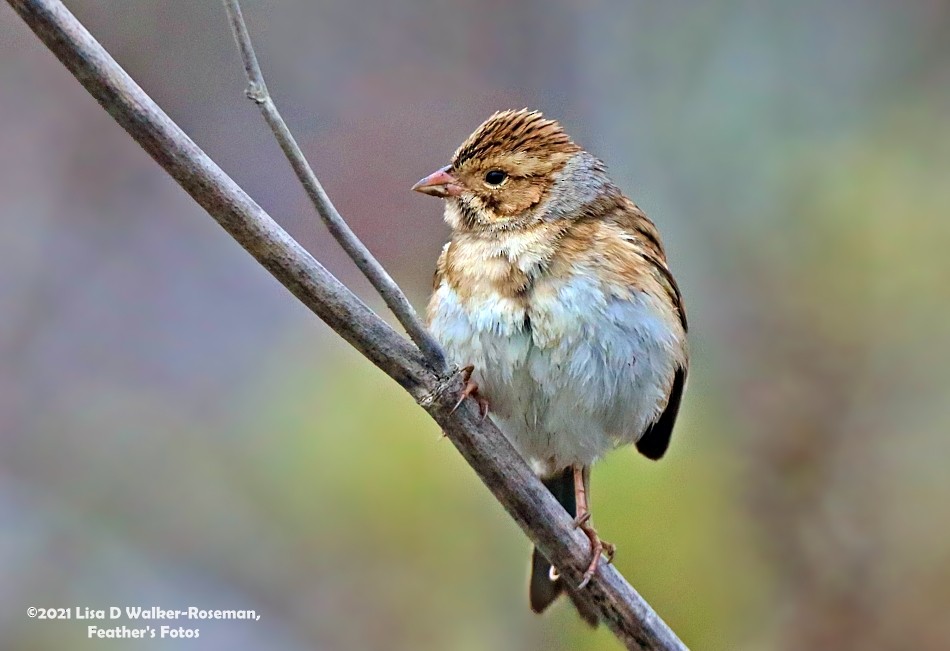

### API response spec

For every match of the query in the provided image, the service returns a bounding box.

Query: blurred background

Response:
[2,1,949,649]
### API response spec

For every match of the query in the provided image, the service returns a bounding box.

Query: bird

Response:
[412,109,688,624]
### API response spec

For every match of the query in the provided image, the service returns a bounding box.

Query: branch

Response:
[220,0,445,371]
[5,1,689,649]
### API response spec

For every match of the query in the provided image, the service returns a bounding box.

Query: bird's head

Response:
[413,109,598,232]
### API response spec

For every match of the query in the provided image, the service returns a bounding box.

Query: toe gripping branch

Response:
[574,511,617,589]
[450,365,489,419]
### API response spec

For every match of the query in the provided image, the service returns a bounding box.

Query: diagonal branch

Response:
[221,0,445,371]
[5,1,689,649]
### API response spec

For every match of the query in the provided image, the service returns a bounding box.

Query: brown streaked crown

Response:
[451,109,580,169]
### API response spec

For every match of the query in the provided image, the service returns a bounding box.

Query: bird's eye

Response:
[484,170,507,186]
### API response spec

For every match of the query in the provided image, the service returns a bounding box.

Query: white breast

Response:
[429,274,683,473]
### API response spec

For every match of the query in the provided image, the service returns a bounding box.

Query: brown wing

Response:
[641,249,688,333]
[613,199,688,459]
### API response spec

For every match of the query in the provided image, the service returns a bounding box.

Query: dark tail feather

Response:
[529,545,563,613]
[529,468,599,626]
[636,367,686,460]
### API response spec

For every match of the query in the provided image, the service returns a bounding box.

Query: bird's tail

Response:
[529,467,599,626]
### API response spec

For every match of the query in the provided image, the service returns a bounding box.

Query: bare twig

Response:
[5,1,689,649]
[220,0,446,371]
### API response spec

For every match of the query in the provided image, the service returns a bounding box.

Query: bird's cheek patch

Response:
[500,184,544,216]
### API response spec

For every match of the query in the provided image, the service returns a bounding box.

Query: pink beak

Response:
[411,165,463,198]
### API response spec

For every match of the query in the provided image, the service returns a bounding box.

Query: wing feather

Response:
[636,366,686,460]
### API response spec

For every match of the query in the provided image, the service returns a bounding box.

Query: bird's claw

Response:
[575,519,615,590]
[450,365,490,420]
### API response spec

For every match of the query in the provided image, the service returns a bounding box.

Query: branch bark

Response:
[5,1,689,649]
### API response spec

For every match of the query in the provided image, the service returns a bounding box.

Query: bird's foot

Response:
[573,513,616,589]
[450,364,489,419]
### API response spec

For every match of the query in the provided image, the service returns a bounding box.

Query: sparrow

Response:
[413,109,688,624]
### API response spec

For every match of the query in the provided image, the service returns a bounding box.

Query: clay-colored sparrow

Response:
[414,109,688,623]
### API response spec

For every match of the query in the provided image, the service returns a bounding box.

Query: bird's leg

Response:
[572,465,616,589]
[450,364,490,419]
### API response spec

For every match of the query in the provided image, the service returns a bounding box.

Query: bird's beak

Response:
[411,165,463,198]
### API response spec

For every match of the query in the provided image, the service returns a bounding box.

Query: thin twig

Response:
[5,1,689,649]
[221,0,446,372]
